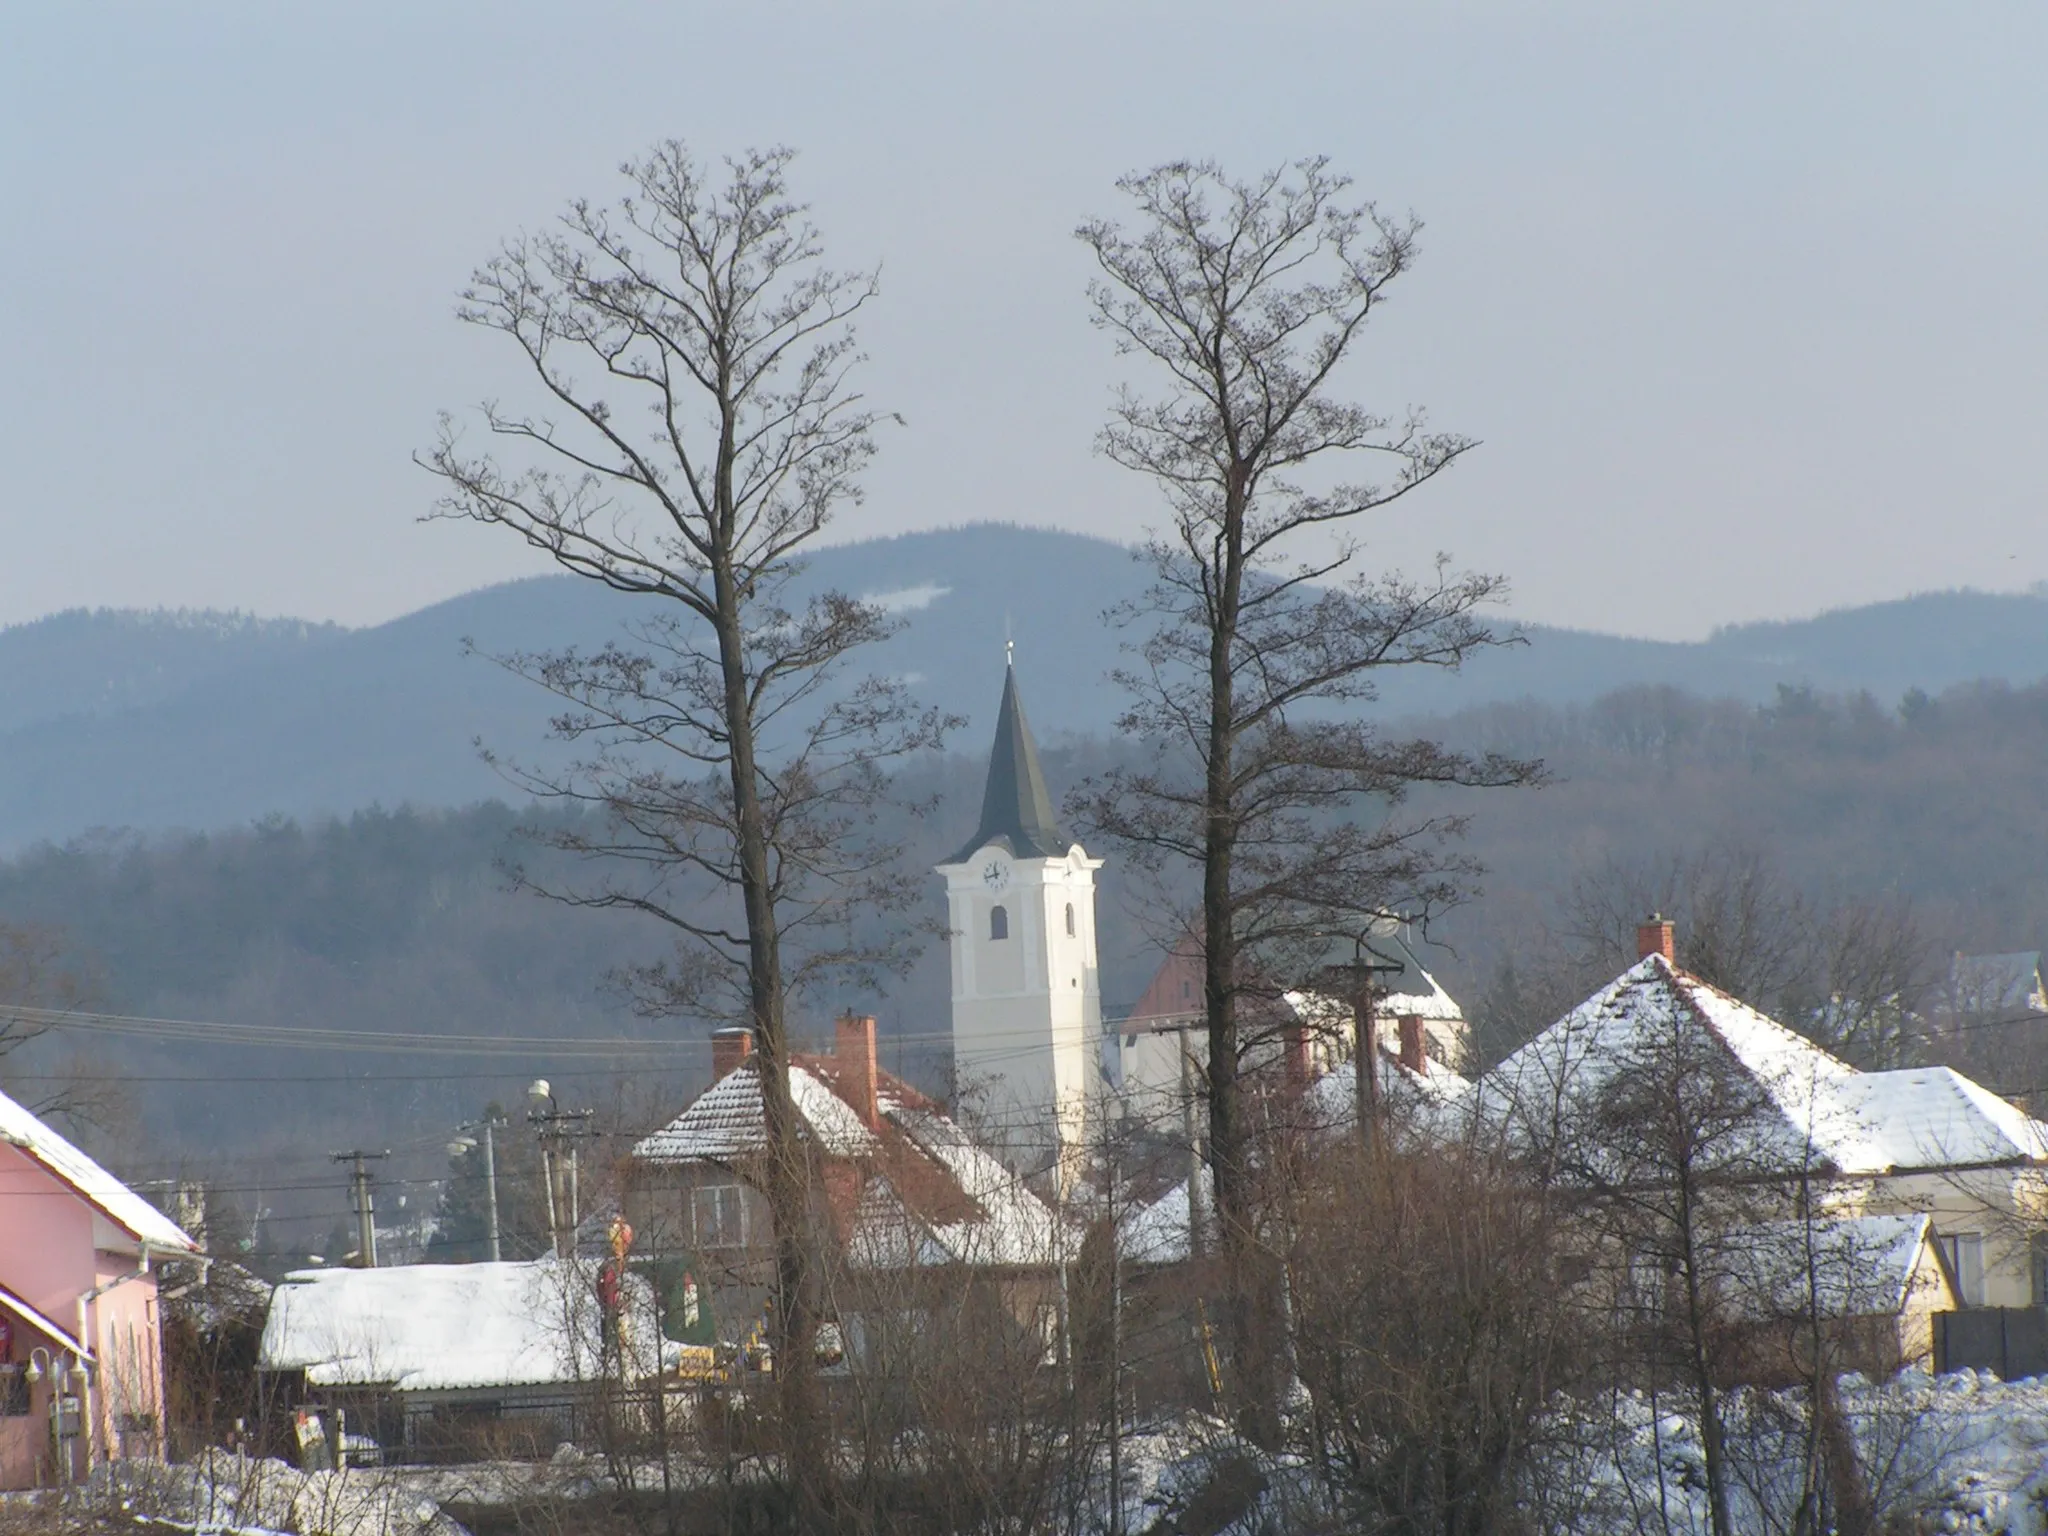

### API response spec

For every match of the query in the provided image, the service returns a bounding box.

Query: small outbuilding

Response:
[258,1257,659,1463]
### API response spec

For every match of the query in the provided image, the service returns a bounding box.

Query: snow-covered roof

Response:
[1117,1168,1210,1266]
[633,1059,879,1163]
[260,1257,656,1392]
[1727,1213,1946,1320]
[1300,1044,1471,1130]
[1471,955,2048,1180]
[0,1082,197,1254]
[859,1094,1060,1267]
[634,1053,1061,1270]
[1830,1069,2048,1172]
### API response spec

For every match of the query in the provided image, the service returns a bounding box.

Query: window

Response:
[990,905,1009,941]
[1064,903,1075,937]
[1938,1232,1987,1306]
[694,1183,747,1248]
[0,1366,26,1418]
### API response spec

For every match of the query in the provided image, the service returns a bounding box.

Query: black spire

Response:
[948,662,1072,863]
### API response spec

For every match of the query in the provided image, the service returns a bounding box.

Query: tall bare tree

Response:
[1482,846,1937,1069]
[423,141,947,1526]
[1071,158,1536,1439]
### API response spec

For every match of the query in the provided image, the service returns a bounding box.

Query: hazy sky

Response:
[3,3,2043,641]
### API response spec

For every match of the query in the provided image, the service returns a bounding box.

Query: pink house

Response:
[0,1084,197,1488]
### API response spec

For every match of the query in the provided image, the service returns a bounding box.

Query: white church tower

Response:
[936,661,1102,1187]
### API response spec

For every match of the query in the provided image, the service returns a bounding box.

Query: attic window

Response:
[1065,903,1075,936]
[990,905,1009,941]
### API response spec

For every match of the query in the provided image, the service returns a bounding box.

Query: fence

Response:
[1933,1307,2048,1380]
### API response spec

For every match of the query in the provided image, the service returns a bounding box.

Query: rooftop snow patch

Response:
[1471,956,2048,1179]
[259,1257,656,1392]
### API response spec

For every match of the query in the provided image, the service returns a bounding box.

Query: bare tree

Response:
[1070,158,1536,1440]
[0,921,132,1128]
[423,141,948,1529]
[1493,846,1937,1069]
[1285,1139,1583,1536]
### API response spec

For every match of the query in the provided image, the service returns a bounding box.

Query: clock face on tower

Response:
[979,853,1014,893]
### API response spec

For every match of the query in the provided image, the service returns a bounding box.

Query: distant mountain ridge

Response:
[0,607,345,728]
[3,523,2046,850]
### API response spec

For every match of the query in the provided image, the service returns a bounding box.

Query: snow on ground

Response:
[1108,1371,2048,1536]
[32,1368,2048,1535]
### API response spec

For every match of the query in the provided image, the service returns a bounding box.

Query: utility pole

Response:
[1106,1116,1126,1536]
[528,1080,596,1257]
[1178,1029,1206,1259]
[481,1120,500,1262]
[1324,939,1403,1156]
[449,1118,508,1262]
[331,1150,389,1267]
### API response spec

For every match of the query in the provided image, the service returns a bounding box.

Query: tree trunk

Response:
[712,541,825,1528]
[1204,479,1282,1448]
[1676,1181,1735,1536]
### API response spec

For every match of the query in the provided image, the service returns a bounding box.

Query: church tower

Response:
[936,661,1102,1186]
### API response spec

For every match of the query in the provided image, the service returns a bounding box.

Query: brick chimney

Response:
[1637,913,1677,964]
[835,1011,880,1129]
[710,1026,753,1081]
[1397,1014,1427,1075]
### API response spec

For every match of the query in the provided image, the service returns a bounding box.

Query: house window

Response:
[694,1183,747,1248]
[1938,1232,1987,1306]
[1064,903,1075,937]
[0,1366,26,1417]
[990,905,1009,941]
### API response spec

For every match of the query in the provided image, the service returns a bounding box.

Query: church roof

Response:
[947,664,1072,863]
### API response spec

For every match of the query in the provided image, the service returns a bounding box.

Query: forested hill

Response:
[6,675,2048,1177]
[3,523,2048,850]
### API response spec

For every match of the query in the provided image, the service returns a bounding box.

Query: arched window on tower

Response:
[1065,902,1076,937]
[990,905,1009,941]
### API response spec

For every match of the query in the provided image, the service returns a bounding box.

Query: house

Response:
[1724,1213,1958,1381]
[257,1256,659,1462]
[0,1083,198,1488]
[627,1011,1066,1367]
[1111,921,1470,1134]
[1946,951,2048,1022]
[1116,1041,1471,1268]
[1465,920,2048,1314]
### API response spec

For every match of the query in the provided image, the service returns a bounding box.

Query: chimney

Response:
[1397,1014,1427,1076]
[1637,913,1676,964]
[710,1026,753,1081]
[835,1011,880,1129]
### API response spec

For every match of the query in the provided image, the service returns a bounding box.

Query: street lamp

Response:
[527,1079,596,1256]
